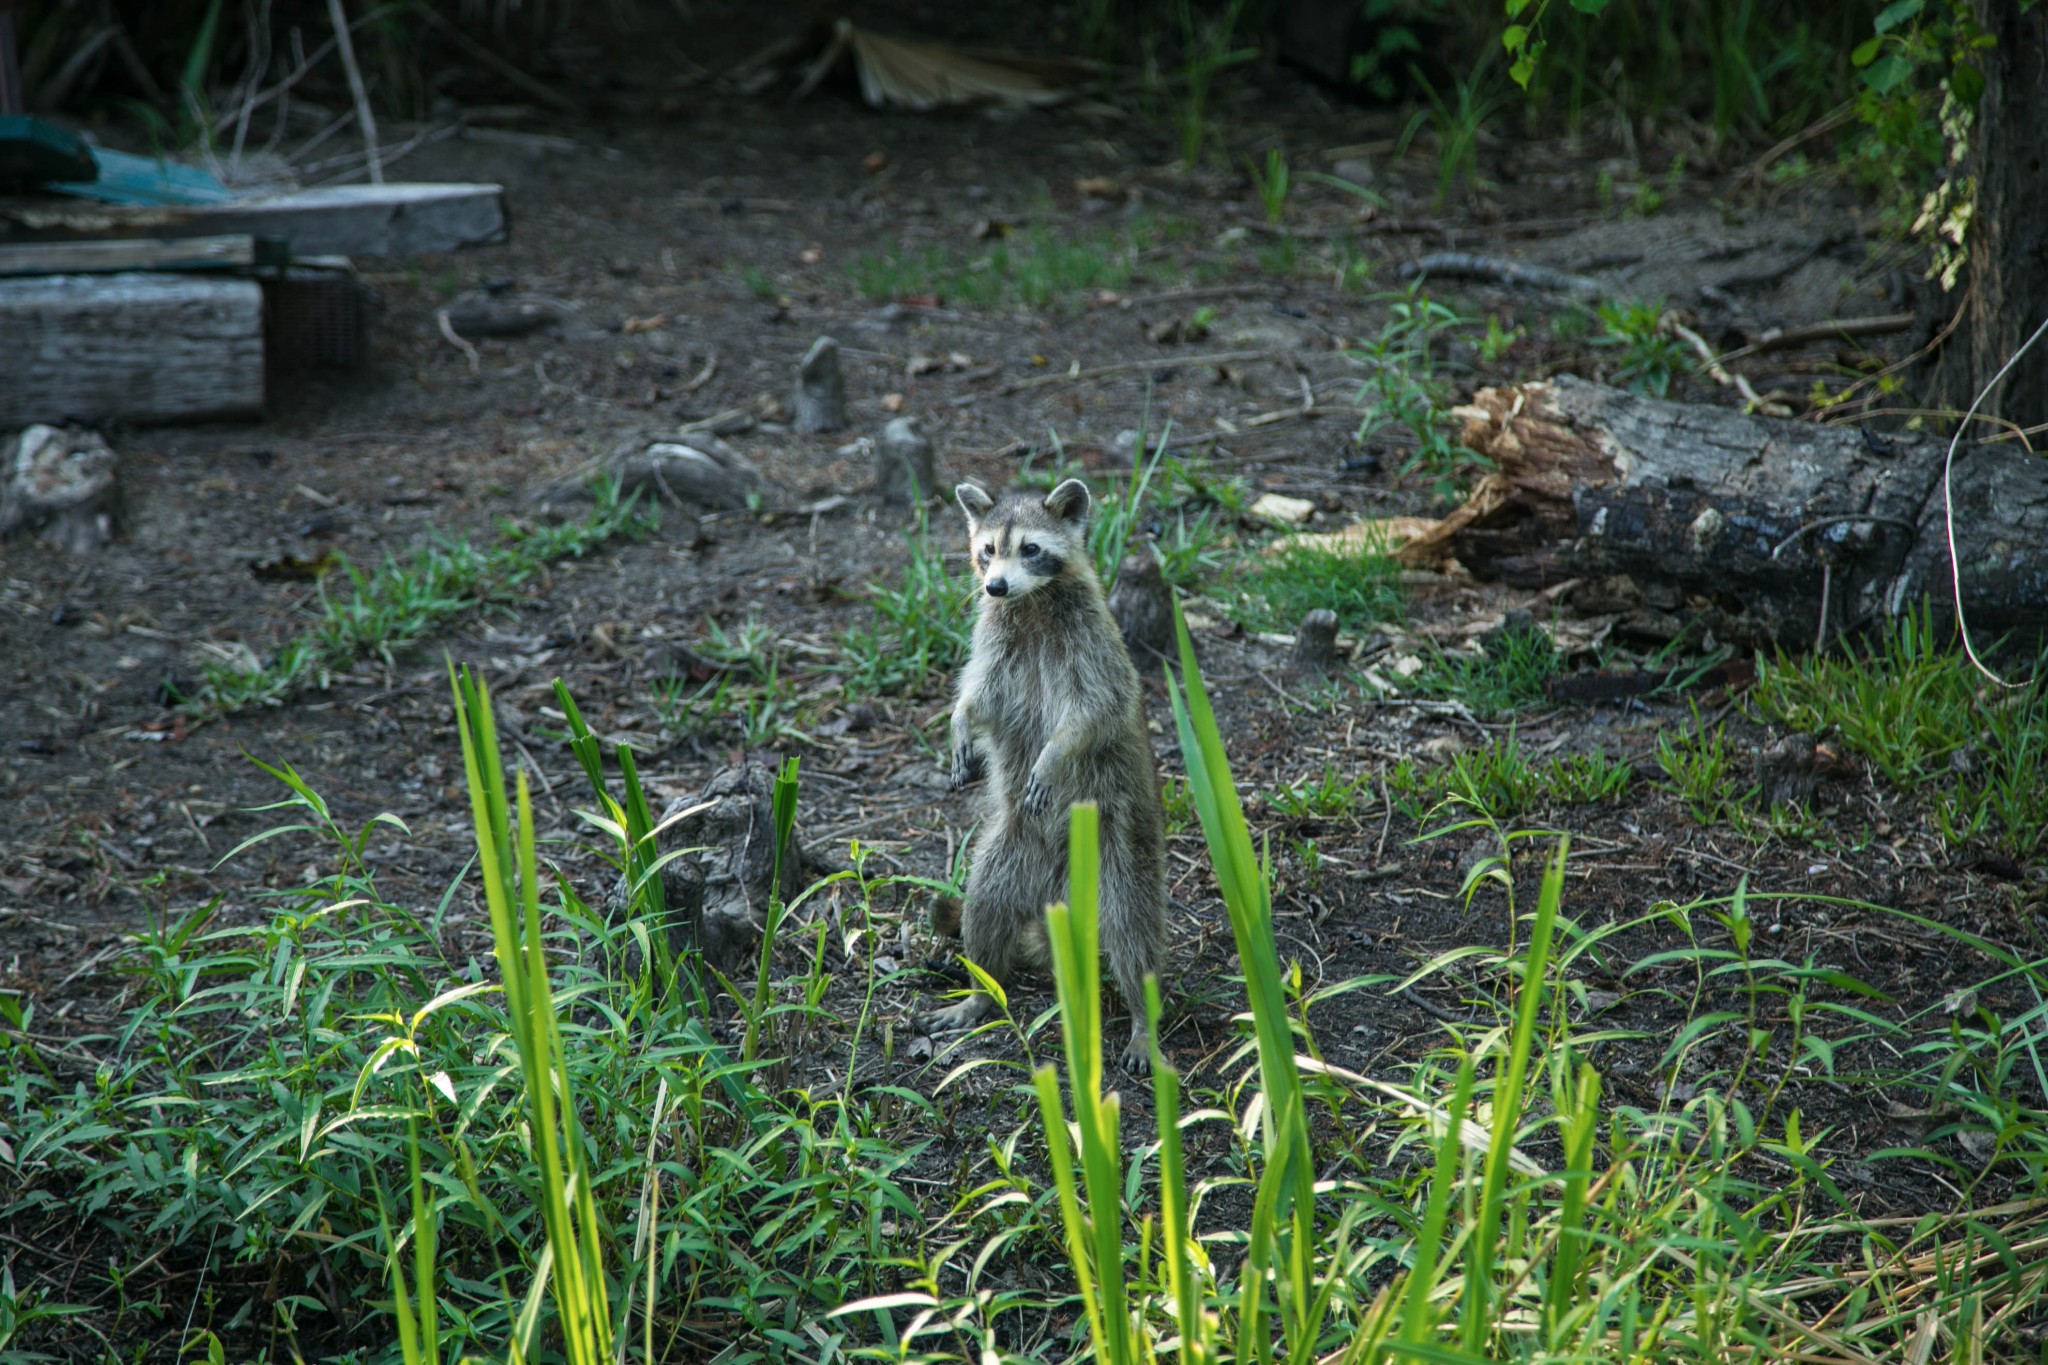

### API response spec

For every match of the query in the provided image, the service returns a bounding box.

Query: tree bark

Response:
[1915,1,2048,430]
[1426,378,2048,650]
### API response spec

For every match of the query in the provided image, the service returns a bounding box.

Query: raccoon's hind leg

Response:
[919,821,1057,1037]
[1099,819,1169,1074]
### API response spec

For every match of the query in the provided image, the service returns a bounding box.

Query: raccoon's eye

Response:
[1022,542,1040,556]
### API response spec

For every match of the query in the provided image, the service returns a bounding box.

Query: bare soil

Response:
[0,16,2035,1350]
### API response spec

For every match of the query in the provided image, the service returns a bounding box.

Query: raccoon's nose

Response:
[984,576,1009,597]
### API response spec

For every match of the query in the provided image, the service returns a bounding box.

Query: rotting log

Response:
[1405,377,2048,649]
[0,271,264,425]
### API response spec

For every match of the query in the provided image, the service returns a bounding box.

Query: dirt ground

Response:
[1,12,2032,1306]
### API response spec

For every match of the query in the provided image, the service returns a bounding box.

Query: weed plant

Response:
[195,478,655,715]
[1754,607,2048,856]
[1348,281,1489,497]
[1594,298,1694,397]
[838,502,973,697]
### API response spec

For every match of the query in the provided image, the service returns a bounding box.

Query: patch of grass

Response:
[1386,733,1632,824]
[1594,297,1693,397]
[194,479,656,715]
[1406,623,1563,717]
[1,681,927,1361]
[847,219,1160,311]
[1269,761,1368,819]
[1348,280,1489,497]
[1753,607,2048,856]
[837,502,973,697]
[1225,537,1403,635]
[739,264,778,299]
[1656,706,1755,826]
[654,656,805,749]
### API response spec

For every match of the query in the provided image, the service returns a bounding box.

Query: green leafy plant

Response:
[838,501,973,696]
[1173,0,1255,168]
[1594,298,1693,397]
[1347,281,1488,496]
[1246,147,1291,223]
[1656,706,1755,825]
[1397,60,1507,204]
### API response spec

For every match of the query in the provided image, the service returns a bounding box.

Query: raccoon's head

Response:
[955,478,1092,601]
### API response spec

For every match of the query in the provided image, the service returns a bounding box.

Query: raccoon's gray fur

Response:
[922,477,1170,1071]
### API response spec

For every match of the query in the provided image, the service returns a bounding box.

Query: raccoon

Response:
[922,477,1171,1071]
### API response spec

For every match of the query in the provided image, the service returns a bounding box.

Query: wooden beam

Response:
[0,182,507,258]
[0,271,264,425]
[0,233,255,275]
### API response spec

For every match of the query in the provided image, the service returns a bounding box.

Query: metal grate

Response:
[264,266,364,372]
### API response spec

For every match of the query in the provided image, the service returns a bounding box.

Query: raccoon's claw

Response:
[1118,1032,1153,1075]
[1020,776,1057,816]
[950,746,984,789]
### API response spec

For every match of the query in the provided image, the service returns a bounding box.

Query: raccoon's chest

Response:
[978,629,1071,754]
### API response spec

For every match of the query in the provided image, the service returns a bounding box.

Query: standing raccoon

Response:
[924,477,1170,1071]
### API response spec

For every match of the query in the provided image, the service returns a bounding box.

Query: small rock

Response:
[1290,608,1341,673]
[1754,732,1821,807]
[0,424,120,553]
[1250,493,1316,527]
[1110,428,1166,469]
[793,336,848,432]
[1107,554,1174,662]
[875,416,936,505]
[441,291,568,338]
[1330,157,1376,188]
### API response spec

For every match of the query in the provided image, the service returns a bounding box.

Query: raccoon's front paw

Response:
[1118,1030,1154,1076]
[1020,774,1058,816]
[950,744,985,789]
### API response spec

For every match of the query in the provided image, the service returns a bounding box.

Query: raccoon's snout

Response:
[985,576,1010,597]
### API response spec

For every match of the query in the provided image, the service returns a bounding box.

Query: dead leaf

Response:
[249,552,340,581]
[862,151,889,173]
[1074,175,1123,199]
[881,392,905,413]
[622,313,668,334]
[1270,516,1438,557]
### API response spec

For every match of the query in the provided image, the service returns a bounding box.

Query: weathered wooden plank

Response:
[0,182,507,257]
[0,234,256,276]
[0,271,264,425]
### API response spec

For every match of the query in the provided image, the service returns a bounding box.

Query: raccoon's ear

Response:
[1044,478,1092,524]
[955,482,995,524]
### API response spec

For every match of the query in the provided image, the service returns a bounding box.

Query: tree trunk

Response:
[1916,0,2048,429]
[1424,378,2048,651]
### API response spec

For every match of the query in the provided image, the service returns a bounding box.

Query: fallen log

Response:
[1417,377,2048,650]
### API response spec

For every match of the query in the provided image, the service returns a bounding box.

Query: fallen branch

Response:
[1399,252,1603,298]
[996,348,1275,395]
[1664,316,1790,417]
[436,308,480,374]
[1720,313,1914,363]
